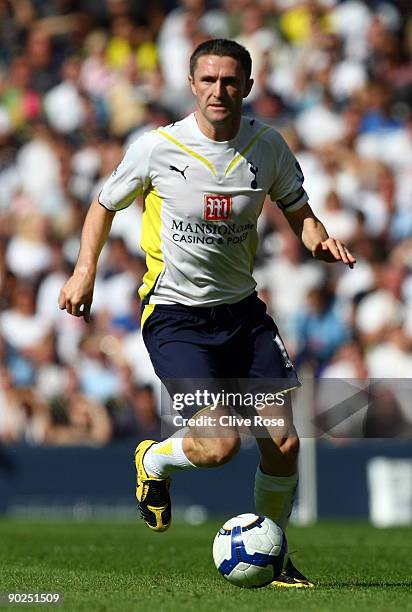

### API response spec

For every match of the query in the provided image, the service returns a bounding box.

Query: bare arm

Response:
[284,203,356,268]
[58,198,116,321]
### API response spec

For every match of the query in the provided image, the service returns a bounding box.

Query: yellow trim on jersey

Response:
[139,186,164,303]
[224,126,271,176]
[158,129,217,176]
[141,303,155,330]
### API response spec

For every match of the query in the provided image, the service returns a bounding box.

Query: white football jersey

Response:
[99,113,308,309]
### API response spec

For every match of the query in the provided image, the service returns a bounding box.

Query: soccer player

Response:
[59,39,356,588]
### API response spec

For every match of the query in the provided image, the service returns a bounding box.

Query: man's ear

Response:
[188,74,196,96]
[243,78,254,99]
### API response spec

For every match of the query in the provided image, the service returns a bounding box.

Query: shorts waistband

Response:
[149,292,258,317]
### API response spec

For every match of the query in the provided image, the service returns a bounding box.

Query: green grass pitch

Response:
[0,520,411,611]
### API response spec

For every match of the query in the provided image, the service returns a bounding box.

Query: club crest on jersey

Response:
[203,194,232,221]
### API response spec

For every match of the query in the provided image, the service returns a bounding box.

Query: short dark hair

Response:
[189,39,252,81]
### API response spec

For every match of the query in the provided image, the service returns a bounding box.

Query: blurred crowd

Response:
[0,0,411,446]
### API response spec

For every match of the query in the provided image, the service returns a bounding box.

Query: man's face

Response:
[189,55,253,127]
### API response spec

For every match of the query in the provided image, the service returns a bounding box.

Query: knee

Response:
[198,436,241,467]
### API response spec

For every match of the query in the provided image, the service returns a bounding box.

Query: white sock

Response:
[143,430,197,478]
[254,467,298,531]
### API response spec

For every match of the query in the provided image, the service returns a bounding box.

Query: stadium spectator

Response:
[235,4,280,102]
[25,27,60,93]
[47,366,112,446]
[257,230,324,329]
[319,190,357,242]
[355,262,406,347]
[321,341,368,379]
[0,366,50,444]
[363,385,412,438]
[289,283,351,370]
[43,56,86,134]
[108,366,160,439]
[0,282,52,382]
[0,54,42,132]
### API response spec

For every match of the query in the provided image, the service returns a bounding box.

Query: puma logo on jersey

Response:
[169,164,189,180]
[249,163,258,189]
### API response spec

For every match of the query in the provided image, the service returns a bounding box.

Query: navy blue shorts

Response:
[142,292,299,419]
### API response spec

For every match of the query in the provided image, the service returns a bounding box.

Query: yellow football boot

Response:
[135,440,171,532]
[270,557,314,588]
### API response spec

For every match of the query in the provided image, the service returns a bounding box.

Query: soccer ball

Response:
[212,513,287,588]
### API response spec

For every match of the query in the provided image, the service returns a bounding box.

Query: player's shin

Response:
[254,467,298,531]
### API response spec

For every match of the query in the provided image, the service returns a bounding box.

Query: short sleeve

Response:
[268,132,308,213]
[99,132,155,211]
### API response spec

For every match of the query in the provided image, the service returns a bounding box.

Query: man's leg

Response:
[229,296,313,586]
[137,301,238,531]
[253,398,299,532]
[250,399,313,587]
[142,424,241,476]
[255,435,299,531]
[136,406,240,531]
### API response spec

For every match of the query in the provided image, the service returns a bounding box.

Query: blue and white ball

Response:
[212,513,287,588]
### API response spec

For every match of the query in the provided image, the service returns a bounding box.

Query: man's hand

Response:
[58,198,115,322]
[284,204,356,269]
[312,238,356,268]
[58,270,95,322]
